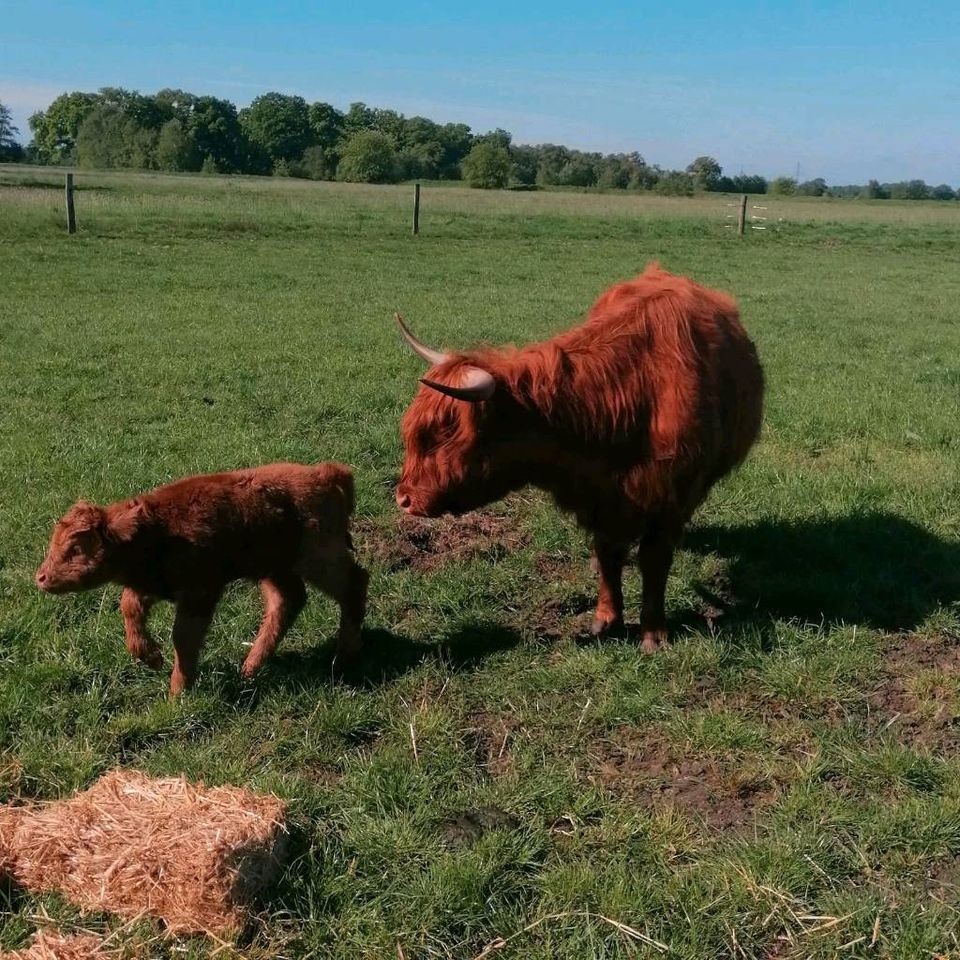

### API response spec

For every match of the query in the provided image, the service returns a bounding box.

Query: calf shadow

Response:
[684,511,960,634]
[262,621,522,691]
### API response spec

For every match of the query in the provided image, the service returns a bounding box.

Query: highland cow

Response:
[35,462,368,696]
[395,264,763,650]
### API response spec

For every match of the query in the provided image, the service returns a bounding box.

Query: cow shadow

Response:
[683,511,960,634]
[261,621,521,691]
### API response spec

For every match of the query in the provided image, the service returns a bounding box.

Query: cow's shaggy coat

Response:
[36,462,367,695]
[396,264,763,648]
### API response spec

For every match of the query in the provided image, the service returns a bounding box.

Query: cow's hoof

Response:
[590,615,625,637]
[640,628,668,653]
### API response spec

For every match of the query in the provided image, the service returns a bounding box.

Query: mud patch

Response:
[439,806,520,848]
[356,511,527,573]
[869,632,960,751]
[588,733,778,830]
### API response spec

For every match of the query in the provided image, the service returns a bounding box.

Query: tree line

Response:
[2,91,957,199]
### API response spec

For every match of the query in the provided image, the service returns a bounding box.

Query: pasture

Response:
[1,167,959,959]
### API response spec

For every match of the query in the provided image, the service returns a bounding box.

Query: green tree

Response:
[769,176,798,196]
[509,144,539,186]
[931,183,956,200]
[476,128,512,150]
[239,93,312,163]
[308,102,344,148]
[556,155,598,187]
[461,141,511,188]
[156,118,192,171]
[295,145,333,179]
[336,129,398,183]
[29,91,100,162]
[887,179,930,200]
[797,177,828,196]
[686,155,722,191]
[342,101,376,134]
[75,104,157,169]
[0,102,22,160]
[187,96,247,172]
[862,179,886,199]
[655,170,694,195]
[436,123,473,179]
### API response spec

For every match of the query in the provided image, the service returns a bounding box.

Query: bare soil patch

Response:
[587,732,779,830]
[438,806,520,848]
[356,511,527,573]
[466,710,521,777]
[868,632,960,752]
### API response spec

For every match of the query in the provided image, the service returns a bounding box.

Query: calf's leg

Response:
[120,588,161,669]
[591,537,627,636]
[298,540,368,667]
[169,591,220,697]
[241,573,307,678]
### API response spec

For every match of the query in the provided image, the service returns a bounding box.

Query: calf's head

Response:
[36,499,147,593]
[395,314,511,517]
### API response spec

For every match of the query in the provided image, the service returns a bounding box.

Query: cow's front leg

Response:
[638,533,675,653]
[590,537,627,636]
[120,588,162,669]
[169,591,220,697]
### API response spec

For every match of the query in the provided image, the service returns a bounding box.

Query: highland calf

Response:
[395,263,764,650]
[36,462,368,696]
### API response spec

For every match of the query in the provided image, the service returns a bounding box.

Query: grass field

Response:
[1,166,959,959]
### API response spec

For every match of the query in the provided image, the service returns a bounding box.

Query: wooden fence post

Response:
[737,194,747,236]
[65,173,77,234]
[412,182,420,235]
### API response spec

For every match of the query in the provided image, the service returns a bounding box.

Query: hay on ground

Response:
[0,770,287,937]
[0,930,117,960]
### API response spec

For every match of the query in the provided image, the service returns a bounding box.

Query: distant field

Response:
[1,166,959,959]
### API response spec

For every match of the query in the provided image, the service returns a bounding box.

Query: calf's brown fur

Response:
[35,462,368,696]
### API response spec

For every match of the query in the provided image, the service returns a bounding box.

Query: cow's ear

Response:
[66,500,106,532]
[108,499,151,541]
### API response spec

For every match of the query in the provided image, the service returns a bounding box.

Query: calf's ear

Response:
[108,499,151,541]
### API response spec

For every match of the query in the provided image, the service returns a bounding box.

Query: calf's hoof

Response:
[240,655,264,680]
[140,648,164,671]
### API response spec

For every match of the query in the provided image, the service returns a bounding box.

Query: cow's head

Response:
[36,499,148,593]
[395,314,514,517]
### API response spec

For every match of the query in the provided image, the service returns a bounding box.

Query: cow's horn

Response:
[420,367,496,402]
[395,313,450,367]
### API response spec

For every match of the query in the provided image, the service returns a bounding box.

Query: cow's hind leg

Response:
[241,573,307,679]
[169,591,221,697]
[298,538,369,668]
[637,530,676,653]
[590,537,628,636]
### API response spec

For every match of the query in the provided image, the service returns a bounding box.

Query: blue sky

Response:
[3,1,958,184]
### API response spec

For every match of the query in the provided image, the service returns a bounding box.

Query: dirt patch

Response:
[868,632,960,752]
[466,711,521,777]
[439,806,520,848]
[356,511,527,573]
[693,563,740,629]
[587,733,778,830]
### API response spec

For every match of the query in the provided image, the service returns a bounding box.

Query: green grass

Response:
[1,166,959,959]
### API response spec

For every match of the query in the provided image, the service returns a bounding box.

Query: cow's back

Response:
[138,462,353,585]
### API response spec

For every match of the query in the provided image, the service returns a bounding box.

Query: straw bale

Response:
[0,930,117,960]
[0,771,287,937]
